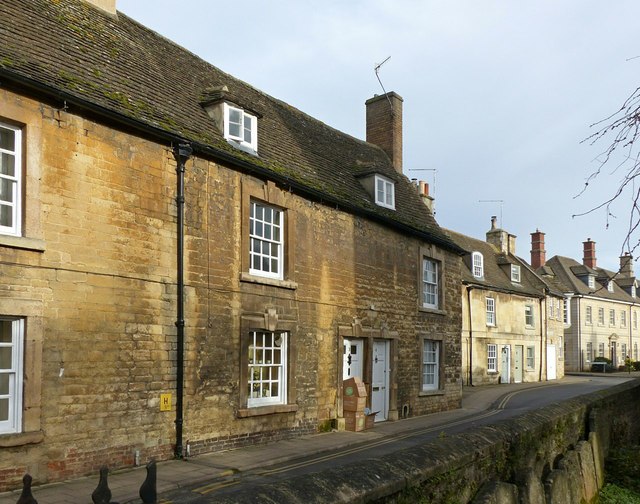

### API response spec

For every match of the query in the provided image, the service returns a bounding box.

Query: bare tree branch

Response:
[576,85,640,259]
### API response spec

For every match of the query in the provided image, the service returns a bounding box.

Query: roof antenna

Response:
[374,56,393,113]
[479,199,505,228]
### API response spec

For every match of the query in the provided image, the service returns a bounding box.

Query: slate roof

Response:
[0,0,461,252]
[543,256,636,303]
[445,229,552,297]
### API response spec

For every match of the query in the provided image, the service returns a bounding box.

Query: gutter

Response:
[173,144,192,459]
[465,286,474,386]
[0,70,464,255]
[539,293,545,382]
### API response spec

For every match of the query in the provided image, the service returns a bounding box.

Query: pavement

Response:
[0,372,634,504]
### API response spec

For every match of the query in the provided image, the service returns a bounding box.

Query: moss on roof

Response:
[0,0,460,251]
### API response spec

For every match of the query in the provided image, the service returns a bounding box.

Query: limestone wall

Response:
[213,379,640,503]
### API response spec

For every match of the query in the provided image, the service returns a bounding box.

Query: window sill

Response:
[0,235,45,252]
[419,389,445,397]
[237,404,298,418]
[419,307,446,315]
[0,430,44,447]
[240,273,298,290]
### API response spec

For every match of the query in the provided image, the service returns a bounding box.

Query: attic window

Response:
[472,252,484,279]
[374,175,395,209]
[587,276,595,289]
[511,264,521,283]
[224,103,257,154]
[607,280,614,292]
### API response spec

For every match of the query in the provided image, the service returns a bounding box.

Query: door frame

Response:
[500,345,511,384]
[371,339,390,422]
[514,345,523,383]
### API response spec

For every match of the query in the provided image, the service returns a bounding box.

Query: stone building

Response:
[447,219,565,386]
[534,235,640,371]
[0,0,463,489]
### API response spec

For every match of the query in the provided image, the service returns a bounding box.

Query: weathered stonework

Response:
[0,87,462,490]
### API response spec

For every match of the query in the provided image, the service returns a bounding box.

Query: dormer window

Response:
[633,285,636,298]
[374,175,395,209]
[472,252,484,279]
[511,264,521,283]
[607,280,614,292]
[587,275,595,289]
[224,103,257,154]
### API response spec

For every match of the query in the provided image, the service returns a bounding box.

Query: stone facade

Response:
[536,238,640,372]
[0,81,462,488]
[448,222,565,386]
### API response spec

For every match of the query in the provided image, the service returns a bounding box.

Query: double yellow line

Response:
[192,385,551,496]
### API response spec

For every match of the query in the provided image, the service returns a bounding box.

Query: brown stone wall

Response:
[0,87,461,489]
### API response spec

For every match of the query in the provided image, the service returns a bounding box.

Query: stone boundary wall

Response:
[213,379,640,503]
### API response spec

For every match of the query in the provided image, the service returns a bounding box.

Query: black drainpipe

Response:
[466,285,474,386]
[173,143,192,459]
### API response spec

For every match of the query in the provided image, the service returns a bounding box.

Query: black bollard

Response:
[139,460,157,504]
[91,466,119,504]
[16,474,38,504]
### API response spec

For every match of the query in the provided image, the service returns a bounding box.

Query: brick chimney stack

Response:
[620,253,634,277]
[583,239,597,269]
[366,92,403,174]
[530,229,546,269]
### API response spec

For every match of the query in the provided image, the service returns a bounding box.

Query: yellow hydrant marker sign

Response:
[160,393,172,411]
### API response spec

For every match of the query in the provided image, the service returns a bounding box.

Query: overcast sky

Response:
[118,0,640,272]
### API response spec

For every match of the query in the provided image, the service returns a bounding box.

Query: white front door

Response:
[546,344,557,380]
[371,340,389,422]
[514,345,523,383]
[500,345,511,384]
[343,338,364,380]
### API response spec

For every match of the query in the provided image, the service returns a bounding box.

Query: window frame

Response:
[586,342,593,363]
[422,258,439,310]
[246,330,288,408]
[598,342,605,358]
[563,298,570,324]
[0,318,24,435]
[621,310,627,328]
[0,121,22,237]
[609,309,616,327]
[374,174,395,209]
[487,343,497,372]
[472,252,484,279]
[585,306,592,325]
[486,297,496,326]
[526,345,535,370]
[510,264,521,283]
[598,307,605,326]
[223,103,258,153]
[421,339,440,391]
[249,200,284,281]
[588,276,595,289]
[524,304,534,327]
